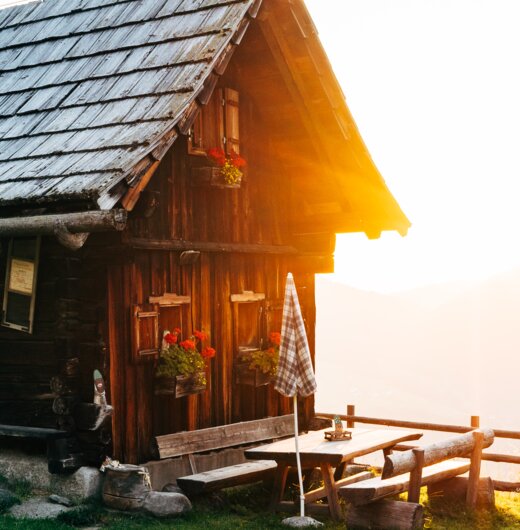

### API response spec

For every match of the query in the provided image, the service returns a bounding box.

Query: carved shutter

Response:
[222,88,240,155]
[131,304,160,364]
[187,111,205,155]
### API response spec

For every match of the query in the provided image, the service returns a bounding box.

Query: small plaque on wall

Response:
[2,237,41,334]
[9,259,35,295]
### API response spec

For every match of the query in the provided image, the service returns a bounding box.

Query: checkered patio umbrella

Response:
[274,273,319,525]
[274,273,317,398]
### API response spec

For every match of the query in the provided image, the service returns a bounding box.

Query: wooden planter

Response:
[102,464,152,511]
[235,362,272,387]
[190,166,241,189]
[154,373,206,398]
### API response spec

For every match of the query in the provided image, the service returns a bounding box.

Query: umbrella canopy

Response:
[274,273,317,398]
[274,273,321,526]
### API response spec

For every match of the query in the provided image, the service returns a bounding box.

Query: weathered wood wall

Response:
[0,18,334,465]
[105,23,330,464]
[0,236,111,461]
[107,245,316,463]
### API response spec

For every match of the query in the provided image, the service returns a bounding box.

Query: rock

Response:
[0,450,50,490]
[142,491,192,517]
[0,488,18,511]
[48,494,74,507]
[161,483,184,494]
[282,516,324,528]
[9,497,73,519]
[0,450,103,503]
[51,466,103,502]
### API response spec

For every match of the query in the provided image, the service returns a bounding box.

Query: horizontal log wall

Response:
[0,236,110,462]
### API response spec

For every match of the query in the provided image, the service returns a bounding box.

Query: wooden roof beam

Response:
[0,209,127,249]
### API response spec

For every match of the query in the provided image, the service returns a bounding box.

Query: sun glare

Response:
[305,0,520,292]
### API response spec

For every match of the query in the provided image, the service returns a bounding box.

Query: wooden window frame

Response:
[2,236,41,334]
[187,87,240,156]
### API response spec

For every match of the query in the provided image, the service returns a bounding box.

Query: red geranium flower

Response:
[229,150,246,168]
[174,327,182,334]
[202,347,216,359]
[164,333,177,345]
[194,330,207,342]
[269,332,281,346]
[180,339,196,351]
[207,147,226,166]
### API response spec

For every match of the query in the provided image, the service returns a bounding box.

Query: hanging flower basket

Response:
[234,333,281,387]
[154,372,206,398]
[191,166,241,189]
[154,329,215,398]
[235,361,272,387]
[190,148,246,189]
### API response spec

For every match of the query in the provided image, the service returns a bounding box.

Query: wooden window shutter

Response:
[131,304,160,364]
[222,88,240,154]
[2,236,41,334]
[187,112,205,155]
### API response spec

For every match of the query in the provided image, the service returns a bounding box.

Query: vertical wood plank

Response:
[466,430,485,507]
[407,448,425,503]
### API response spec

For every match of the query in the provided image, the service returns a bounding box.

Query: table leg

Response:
[269,462,289,511]
[320,463,341,521]
[333,461,347,481]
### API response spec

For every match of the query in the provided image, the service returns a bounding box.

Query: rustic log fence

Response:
[316,404,520,492]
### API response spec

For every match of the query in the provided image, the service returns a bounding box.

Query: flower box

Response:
[154,372,206,398]
[190,166,241,189]
[235,360,272,387]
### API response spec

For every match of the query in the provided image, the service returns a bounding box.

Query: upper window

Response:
[188,88,240,156]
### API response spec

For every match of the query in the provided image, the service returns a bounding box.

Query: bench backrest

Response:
[382,428,494,479]
[153,414,295,459]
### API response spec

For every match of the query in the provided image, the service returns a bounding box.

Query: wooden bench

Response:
[0,423,79,473]
[151,414,295,495]
[339,429,494,529]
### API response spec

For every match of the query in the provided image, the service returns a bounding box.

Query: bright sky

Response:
[305,0,520,293]
[2,0,519,293]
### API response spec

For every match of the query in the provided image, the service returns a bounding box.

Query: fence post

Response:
[466,430,484,507]
[347,404,355,429]
[471,416,480,429]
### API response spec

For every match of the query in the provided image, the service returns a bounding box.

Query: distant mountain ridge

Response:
[315,267,520,429]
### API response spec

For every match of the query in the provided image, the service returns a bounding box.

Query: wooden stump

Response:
[346,500,424,530]
[428,477,495,507]
[102,464,152,511]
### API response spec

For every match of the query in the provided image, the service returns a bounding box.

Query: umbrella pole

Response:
[293,395,305,518]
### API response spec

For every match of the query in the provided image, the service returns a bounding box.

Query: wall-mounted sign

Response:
[2,237,40,334]
[9,259,35,295]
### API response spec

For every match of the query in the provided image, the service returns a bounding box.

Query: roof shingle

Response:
[0,0,254,207]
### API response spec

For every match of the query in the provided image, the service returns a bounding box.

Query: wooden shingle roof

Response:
[0,0,258,208]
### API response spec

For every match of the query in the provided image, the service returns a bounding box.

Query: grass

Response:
[0,482,517,529]
[423,491,520,529]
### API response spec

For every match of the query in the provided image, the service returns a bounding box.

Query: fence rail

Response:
[316,404,520,492]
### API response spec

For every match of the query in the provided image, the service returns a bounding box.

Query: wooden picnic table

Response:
[245,427,423,521]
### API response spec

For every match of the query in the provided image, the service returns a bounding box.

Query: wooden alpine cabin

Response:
[0,0,409,468]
